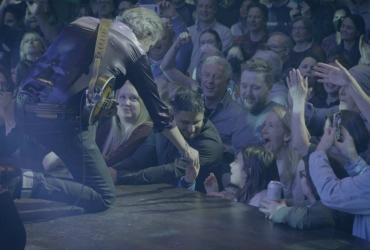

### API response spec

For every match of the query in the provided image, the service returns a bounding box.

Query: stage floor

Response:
[18,184,370,250]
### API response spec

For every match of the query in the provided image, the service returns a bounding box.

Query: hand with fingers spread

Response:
[26,0,49,16]
[287,68,308,108]
[158,0,178,19]
[313,60,357,87]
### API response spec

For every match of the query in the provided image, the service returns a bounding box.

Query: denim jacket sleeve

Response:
[309,151,370,215]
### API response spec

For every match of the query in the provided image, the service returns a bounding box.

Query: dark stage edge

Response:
[17,184,370,250]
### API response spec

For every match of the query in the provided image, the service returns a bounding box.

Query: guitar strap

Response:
[68,19,112,98]
[87,18,112,99]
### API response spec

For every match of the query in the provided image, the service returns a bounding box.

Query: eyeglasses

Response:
[266,45,287,53]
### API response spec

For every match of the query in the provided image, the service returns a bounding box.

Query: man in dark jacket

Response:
[113,88,224,192]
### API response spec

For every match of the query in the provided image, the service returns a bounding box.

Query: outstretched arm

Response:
[127,55,200,168]
[314,60,370,123]
[287,69,310,157]
[160,32,198,90]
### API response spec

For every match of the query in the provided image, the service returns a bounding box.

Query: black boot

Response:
[0,165,22,199]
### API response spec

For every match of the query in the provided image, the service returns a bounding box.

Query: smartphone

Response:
[333,112,343,142]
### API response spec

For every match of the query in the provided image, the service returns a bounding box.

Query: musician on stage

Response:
[1,7,199,212]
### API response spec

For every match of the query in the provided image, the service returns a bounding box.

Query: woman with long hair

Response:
[204,146,279,207]
[261,106,306,204]
[96,81,152,167]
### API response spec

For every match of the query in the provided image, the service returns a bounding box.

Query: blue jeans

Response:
[16,101,115,212]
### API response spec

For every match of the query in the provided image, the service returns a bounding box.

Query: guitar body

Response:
[88,74,117,125]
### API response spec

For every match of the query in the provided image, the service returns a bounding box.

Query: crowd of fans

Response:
[0,0,370,242]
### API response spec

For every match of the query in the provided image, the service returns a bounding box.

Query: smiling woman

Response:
[96,81,153,167]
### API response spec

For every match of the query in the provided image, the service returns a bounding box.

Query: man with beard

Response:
[239,58,282,140]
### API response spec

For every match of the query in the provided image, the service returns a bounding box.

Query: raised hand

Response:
[158,0,177,18]
[313,60,357,87]
[174,32,191,50]
[287,68,308,105]
[26,0,49,16]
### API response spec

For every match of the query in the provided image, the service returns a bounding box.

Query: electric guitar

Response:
[87,74,117,125]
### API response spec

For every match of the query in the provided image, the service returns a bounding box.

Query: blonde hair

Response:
[19,32,46,61]
[102,81,151,156]
[269,106,300,184]
[119,7,164,52]
[241,58,273,88]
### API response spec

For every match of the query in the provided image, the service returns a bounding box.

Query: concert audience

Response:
[1,0,370,242]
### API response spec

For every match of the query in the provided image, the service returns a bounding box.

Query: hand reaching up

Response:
[286,68,308,108]
[158,0,177,19]
[313,60,356,87]
[174,32,191,50]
